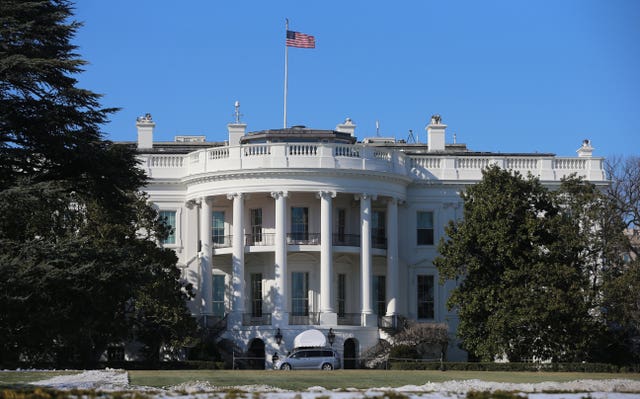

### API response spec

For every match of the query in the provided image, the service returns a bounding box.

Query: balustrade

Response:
[286,232,321,245]
[333,233,361,247]
[245,233,275,246]
[212,235,233,248]
[289,312,320,325]
[554,158,587,169]
[456,157,489,169]
[288,143,318,156]
[334,145,360,157]
[242,313,272,326]
[243,144,270,157]
[150,155,183,168]
[338,313,361,326]
[505,158,538,170]
[208,147,229,159]
[141,142,600,183]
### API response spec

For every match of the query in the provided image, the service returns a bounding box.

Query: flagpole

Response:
[283,18,289,128]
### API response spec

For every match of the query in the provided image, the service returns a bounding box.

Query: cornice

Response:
[180,168,414,186]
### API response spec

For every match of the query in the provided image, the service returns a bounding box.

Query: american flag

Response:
[286,30,315,48]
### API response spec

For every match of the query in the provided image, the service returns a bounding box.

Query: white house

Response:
[131,112,606,366]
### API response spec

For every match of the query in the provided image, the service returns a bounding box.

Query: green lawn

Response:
[1,369,639,391]
[129,370,640,390]
[0,371,81,386]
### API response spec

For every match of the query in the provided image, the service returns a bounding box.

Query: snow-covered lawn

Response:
[29,369,640,399]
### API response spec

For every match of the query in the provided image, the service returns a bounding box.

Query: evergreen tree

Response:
[0,0,196,366]
[434,166,604,362]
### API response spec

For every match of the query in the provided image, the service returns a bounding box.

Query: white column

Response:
[319,191,337,325]
[228,193,245,324]
[358,193,375,326]
[199,197,213,315]
[386,197,399,316]
[271,191,288,326]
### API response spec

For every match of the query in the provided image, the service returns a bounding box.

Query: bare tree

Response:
[607,156,640,239]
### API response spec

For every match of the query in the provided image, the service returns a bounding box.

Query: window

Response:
[417,275,434,319]
[250,208,262,244]
[251,273,263,317]
[159,210,176,244]
[291,272,309,315]
[336,208,346,243]
[372,210,386,247]
[373,275,386,315]
[337,273,346,317]
[417,211,434,245]
[291,207,309,241]
[212,274,225,317]
[212,211,225,244]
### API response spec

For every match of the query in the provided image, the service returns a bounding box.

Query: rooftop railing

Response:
[141,142,605,182]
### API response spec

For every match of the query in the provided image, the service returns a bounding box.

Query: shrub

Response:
[389,344,420,360]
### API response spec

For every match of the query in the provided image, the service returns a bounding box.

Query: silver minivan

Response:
[275,347,341,370]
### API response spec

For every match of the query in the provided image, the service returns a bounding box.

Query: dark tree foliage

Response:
[434,166,615,362]
[0,0,196,366]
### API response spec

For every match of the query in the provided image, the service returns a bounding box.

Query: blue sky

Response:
[74,1,639,158]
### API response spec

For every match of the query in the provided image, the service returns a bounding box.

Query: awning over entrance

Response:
[293,329,327,348]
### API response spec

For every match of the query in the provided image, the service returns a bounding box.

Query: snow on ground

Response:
[29,369,640,399]
[30,369,130,390]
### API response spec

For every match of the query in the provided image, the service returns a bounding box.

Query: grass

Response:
[1,369,639,391]
[127,370,640,390]
[0,371,81,386]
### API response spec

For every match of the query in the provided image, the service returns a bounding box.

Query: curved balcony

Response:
[143,142,407,180]
[214,233,387,251]
[286,232,320,245]
[245,233,275,246]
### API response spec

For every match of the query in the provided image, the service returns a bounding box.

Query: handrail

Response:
[142,144,604,183]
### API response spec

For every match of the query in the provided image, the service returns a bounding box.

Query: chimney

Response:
[228,100,247,146]
[136,113,155,149]
[336,117,356,136]
[228,123,247,146]
[576,139,594,158]
[426,114,446,152]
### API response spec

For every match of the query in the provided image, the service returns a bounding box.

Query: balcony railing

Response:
[245,233,275,246]
[372,235,387,249]
[333,234,361,247]
[378,314,408,332]
[289,312,320,325]
[337,313,361,326]
[286,233,320,245]
[211,233,385,249]
[212,235,233,248]
[198,314,227,330]
[242,313,272,326]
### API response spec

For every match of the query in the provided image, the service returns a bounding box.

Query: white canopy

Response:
[293,329,327,348]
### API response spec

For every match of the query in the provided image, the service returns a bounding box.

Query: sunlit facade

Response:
[131,113,606,365]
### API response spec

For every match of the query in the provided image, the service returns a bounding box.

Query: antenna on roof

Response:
[375,120,380,137]
[407,129,417,144]
[233,100,243,123]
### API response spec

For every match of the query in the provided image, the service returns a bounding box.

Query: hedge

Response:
[390,361,638,373]
[0,360,226,370]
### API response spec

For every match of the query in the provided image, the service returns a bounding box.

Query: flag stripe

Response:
[286,30,315,48]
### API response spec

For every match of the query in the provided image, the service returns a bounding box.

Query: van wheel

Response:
[321,363,333,370]
[281,363,292,370]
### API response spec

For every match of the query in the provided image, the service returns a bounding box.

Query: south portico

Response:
[188,188,404,334]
